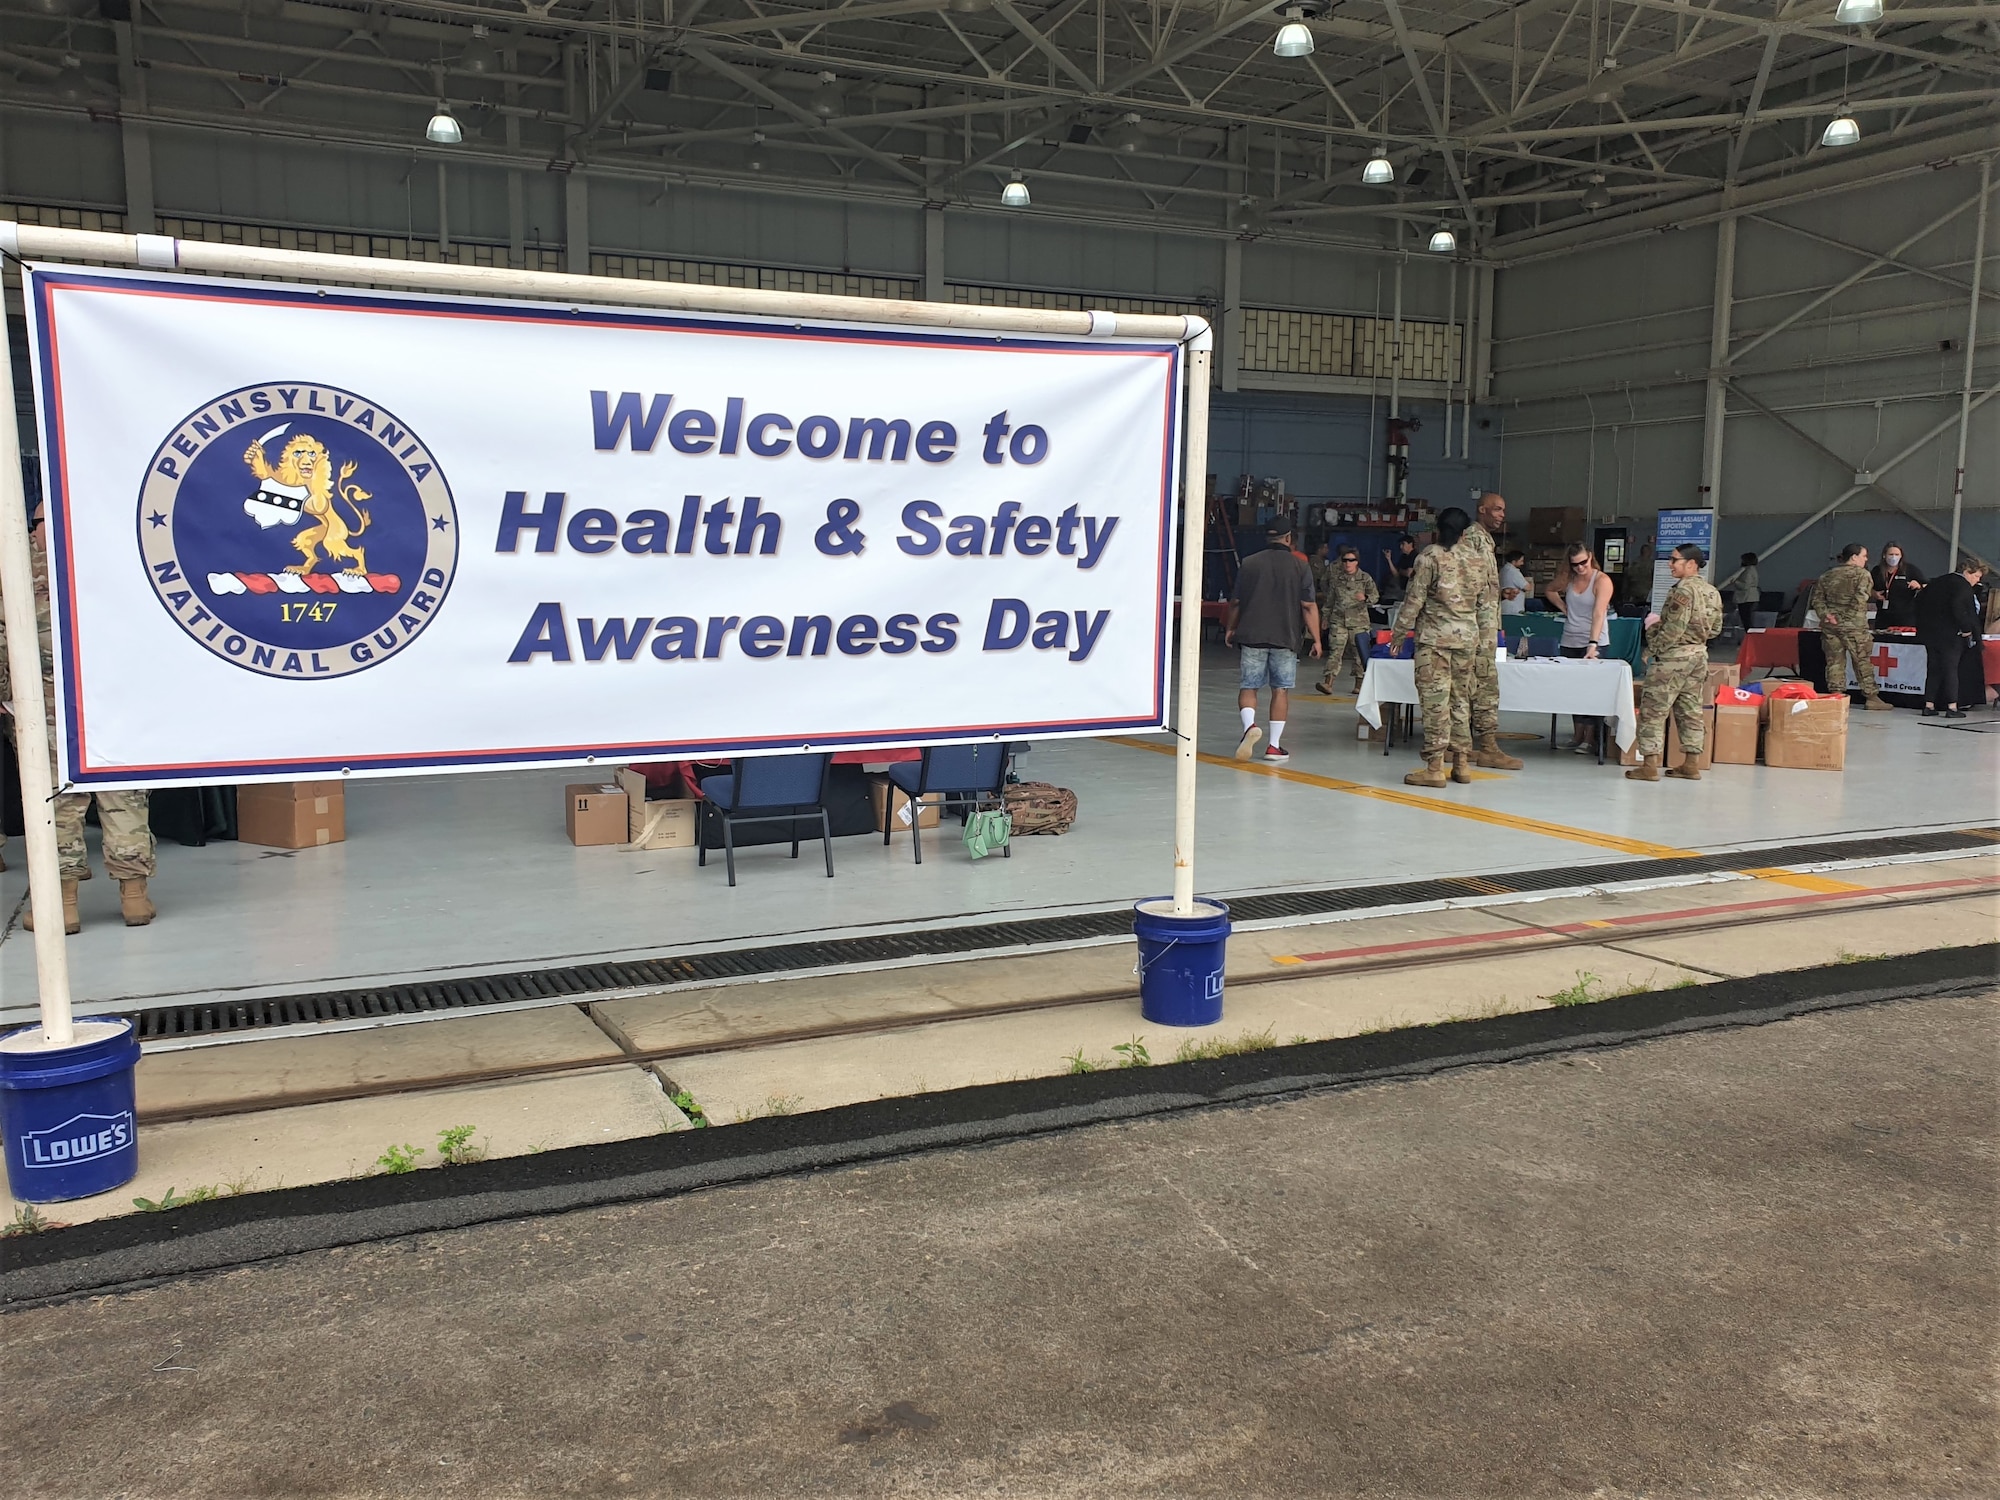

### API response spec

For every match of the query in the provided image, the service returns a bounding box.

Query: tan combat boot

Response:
[23,879,83,935]
[1403,755,1449,789]
[1472,734,1524,770]
[119,878,156,927]
[1450,751,1474,784]
[1862,694,1895,711]
[1625,753,1662,782]
[1666,762,1702,781]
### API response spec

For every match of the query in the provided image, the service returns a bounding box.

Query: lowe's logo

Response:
[18,1111,133,1169]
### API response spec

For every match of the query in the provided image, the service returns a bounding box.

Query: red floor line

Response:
[1276,874,1998,966]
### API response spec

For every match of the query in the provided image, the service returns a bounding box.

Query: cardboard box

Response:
[869,777,942,834]
[1702,663,1739,705]
[613,768,698,850]
[1764,695,1849,771]
[1711,703,1761,765]
[237,780,345,849]
[1528,507,1586,545]
[1665,707,1716,771]
[565,782,629,846]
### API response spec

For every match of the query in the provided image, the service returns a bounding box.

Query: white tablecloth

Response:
[1356,655,1639,750]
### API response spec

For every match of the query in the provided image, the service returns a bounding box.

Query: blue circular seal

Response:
[137,382,457,679]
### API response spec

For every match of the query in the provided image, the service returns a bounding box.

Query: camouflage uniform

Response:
[1457,523,1503,739]
[1809,563,1880,699]
[1393,543,1482,758]
[1636,574,1724,757]
[1319,566,1379,688]
[0,529,154,882]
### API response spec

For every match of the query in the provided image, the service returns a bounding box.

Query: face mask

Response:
[1886,554,1902,566]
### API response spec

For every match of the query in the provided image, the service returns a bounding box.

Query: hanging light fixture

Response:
[1361,147,1395,185]
[746,131,769,171]
[1001,171,1031,207]
[1833,0,1882,23]
[1580,173,1613,211]
[425,101,463,144]
[809,71,847,119]
[459,25,498,75]
[1273,5,1315,58]
[1821,111,1861,147]
[1428,223,1457,254]
[1105,113,1148,154]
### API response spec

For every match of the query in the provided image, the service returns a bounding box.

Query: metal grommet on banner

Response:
[134,234,177,269]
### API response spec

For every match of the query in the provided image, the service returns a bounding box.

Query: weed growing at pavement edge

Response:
[132,1185,219,1212]
[669,1090,709,1128]
[1064,1048,1097,1074]
[436,1125,484,1166]
[734,1093,806,1122]
[1173,1027,1279,1062]
[1544,971,1601,1007]
[3,1204,56,1236]
[1112,1037,1152,1068]
[376,1143,425,1174]
[1836,949,1889,964]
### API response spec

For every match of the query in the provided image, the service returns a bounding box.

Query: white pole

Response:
[1172,329,1215,917]
[0,301,75,1046]
[1949,156,1991,566]
[1443,258,1456,458]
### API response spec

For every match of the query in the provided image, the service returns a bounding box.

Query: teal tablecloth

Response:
[1504,614,1647,675]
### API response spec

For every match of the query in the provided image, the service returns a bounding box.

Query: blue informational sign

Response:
[1650,507,1716,610]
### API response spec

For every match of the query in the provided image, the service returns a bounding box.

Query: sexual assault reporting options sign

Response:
[24,266,1183,787]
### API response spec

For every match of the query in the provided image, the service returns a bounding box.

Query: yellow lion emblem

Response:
[242,432,373,573]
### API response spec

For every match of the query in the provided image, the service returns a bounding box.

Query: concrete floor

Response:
[3,991,1991,1499]
[5,645,1997,1018]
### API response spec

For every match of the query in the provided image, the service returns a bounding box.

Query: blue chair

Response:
[697,752,834,887]
[886,744,1010,865]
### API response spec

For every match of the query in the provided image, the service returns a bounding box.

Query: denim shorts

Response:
[1238,645,1298,690]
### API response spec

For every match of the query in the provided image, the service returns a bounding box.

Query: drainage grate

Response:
[126,826,1998,1042]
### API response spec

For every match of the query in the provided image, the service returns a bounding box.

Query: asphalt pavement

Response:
[2,990,1993,1499]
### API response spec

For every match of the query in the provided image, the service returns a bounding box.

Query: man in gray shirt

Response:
[1226,521,1321,764]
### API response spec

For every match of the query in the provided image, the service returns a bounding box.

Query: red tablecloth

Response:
[633,750,919,798]
[1985,635,2000,685]
[1737,627,1801,671]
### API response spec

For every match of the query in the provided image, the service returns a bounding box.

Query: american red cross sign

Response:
[1846,640,1926,695]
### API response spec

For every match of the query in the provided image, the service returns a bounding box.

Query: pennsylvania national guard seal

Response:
[137,381,458,680]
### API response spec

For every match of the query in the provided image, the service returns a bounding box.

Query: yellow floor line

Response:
[1103,736,1699,859]
[1737,867,1866,894]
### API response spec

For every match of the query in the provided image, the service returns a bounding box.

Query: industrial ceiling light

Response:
[1105,112,1147,153]
[1821,111,1862,147]
[1580,174,1613,211]
[459,25,498,75]
[1001,171,1031,207]
[1273,6,1315,58]
[1834,0,1883,22]
[1428,223,1457,254]
[1362,147,1395,185]
[810,71,846,119]
[1231,196,1267,233]
[747,131,768,171]
[425,101,463,144]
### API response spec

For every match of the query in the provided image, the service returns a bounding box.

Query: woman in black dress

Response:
[1914,556,1985,717]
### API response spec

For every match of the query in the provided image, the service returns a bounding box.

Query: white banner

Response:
[25,266,1182,787]
[1844,639,1926,695]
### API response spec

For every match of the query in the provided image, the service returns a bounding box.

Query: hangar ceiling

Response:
[2,0,1997,258]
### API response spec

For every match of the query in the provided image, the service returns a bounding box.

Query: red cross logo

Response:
[1870,644,1898,678]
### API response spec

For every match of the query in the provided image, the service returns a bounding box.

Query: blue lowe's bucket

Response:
[0,1018,142,1203]
[1133,897,1232,1027]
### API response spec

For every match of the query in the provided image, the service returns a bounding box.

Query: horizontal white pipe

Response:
[1,222,1215,343]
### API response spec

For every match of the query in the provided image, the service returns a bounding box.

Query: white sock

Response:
[1269,721,1285,750]
[1240,707,1257,731]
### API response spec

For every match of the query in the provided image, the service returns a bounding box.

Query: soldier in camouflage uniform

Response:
[1316,547,1379,694]
[1462,492,1524,769]
[1810,544,1894,710]
[1627,544,1725,782]
[0,518,156,931]
[1391,508,1482,788]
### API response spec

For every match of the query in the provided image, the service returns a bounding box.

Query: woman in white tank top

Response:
[1545,544,1614,751]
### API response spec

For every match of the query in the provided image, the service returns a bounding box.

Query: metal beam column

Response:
[1699,214,1737,517]
[1949,156,1991,564]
